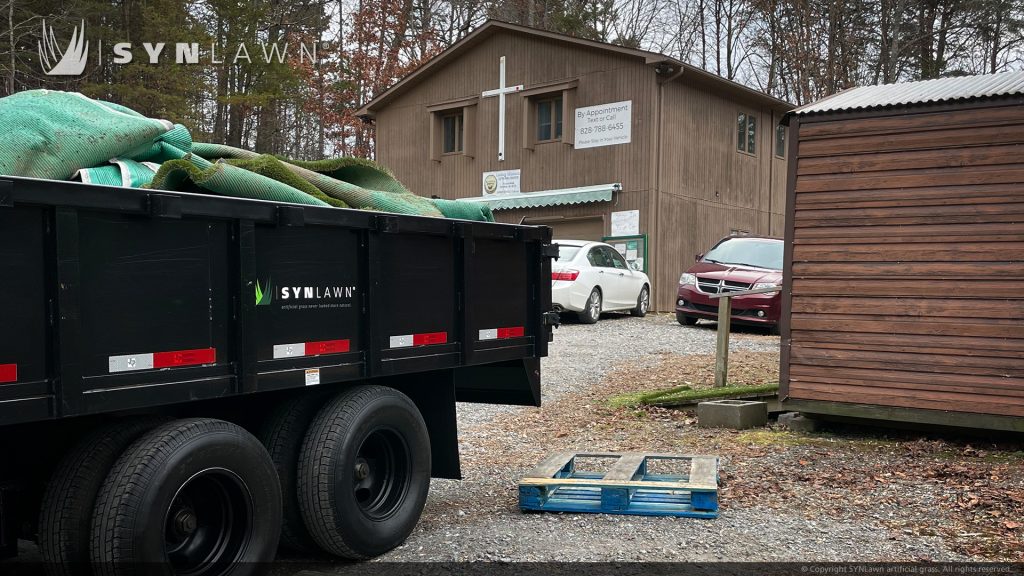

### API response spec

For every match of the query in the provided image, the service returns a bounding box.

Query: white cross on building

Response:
[481,56,523,162]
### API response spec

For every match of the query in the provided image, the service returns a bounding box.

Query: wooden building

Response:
[780,71,1024,432]
[357,21,792,311]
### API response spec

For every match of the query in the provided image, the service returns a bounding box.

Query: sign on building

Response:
[610,209,640,236]
[574,101,632,149]
[482,169,521,196]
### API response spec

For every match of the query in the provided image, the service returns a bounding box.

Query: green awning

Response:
[457,183,619,210]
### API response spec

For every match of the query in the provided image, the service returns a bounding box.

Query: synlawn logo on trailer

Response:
[255,279,356,307]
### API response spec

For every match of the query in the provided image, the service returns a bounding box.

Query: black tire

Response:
[631,286,650,317]
[676,311,698,326]
[90,418,282,576]
[258,392,329,554]
[768,323,781,336]
[578,288,601,324]
[38,417,164,576]
[297,385,430,559]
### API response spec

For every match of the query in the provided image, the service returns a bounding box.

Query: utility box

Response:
[698,399,768,429]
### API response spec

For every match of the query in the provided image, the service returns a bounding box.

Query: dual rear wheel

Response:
[38,385,430,576]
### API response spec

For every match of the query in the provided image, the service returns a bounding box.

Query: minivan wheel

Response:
[578,288,601,324]
[631,286,650,317]
[676,312,698,326]
[297,385,430,559]
[90,419,282,576]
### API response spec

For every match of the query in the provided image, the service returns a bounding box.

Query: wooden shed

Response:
[780,71,1024,432]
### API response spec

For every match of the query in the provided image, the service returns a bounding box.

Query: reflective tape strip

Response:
[306,339,350,356]
[413,332,447,346]
[389,335,413,348]
[109,353,154,373]
[390,332,448,348]
[153,348,216,369]
[478,326,525,341]
[0,364,16,383]
[498,326,525,339]
[273,339,350,359]
[109,348,216,373]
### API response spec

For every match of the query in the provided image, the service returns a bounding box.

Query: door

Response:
[545,217,604,242]
[602,246,642,309]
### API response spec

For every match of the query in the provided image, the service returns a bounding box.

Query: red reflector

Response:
[306,339,350,356]
[552,270,579,281]
[413,332,447,346]
[0,364,16,384]
[497,326,525,339]
[153,348,217,369]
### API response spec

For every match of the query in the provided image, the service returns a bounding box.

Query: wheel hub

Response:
[172,508,198,538]
[354,460,370,480]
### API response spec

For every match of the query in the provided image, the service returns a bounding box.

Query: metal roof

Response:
[794,70,1024,115]
[456,183,618,210]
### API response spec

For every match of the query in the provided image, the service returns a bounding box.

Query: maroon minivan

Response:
[675,235,783,332]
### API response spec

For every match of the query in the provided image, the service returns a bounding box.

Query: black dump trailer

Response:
[0,176,556,574]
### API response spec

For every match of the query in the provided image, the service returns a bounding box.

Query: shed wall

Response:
[783,101,1024,419]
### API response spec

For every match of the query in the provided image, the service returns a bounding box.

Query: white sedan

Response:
[551,240,651,324]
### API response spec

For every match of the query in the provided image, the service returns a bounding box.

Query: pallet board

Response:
[518,451,719,518]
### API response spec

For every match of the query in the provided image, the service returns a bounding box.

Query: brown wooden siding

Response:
[372,28,789,311]
[653,82,787,311]
[784,102,1024,418]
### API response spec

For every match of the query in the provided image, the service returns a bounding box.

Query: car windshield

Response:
[703,238,783,270]
[557,245,582,262]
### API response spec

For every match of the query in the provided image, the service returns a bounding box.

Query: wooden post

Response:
[715,295,731,388]
[708,285,780,390]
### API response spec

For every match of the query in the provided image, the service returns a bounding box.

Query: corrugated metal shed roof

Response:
[794,70,1024,115]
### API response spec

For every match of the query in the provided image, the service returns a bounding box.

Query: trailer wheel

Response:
[90,418,281,576]
[38,417,164,576]
[258,392,329,554]
[297,385,430,559]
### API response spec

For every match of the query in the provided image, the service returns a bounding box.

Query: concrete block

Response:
[697,399,768,429]
[777,412,819,432]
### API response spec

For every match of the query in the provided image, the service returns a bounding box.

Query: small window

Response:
[605,247,628,270]
[775,124,786,158]
[737,112,756,155]
[587,247,611,268]
[442,112,463,154]
[536,96,563,142]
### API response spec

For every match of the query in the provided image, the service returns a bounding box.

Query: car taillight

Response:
[552,270,579,282]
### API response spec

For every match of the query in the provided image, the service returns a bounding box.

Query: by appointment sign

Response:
[574,101,631,149]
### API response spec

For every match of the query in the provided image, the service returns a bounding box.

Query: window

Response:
[536,96,563,142]
[605,247,629,270]
[587,247,611,268]
[557,245,581,262]
[737,112,756,155]
[775,124,787,158]
[442,111,463,154]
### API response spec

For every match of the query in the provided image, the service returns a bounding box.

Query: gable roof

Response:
[793,70,1024,116]
[357,20,792,117]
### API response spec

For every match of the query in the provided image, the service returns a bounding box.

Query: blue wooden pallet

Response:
[519,451,719,518]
